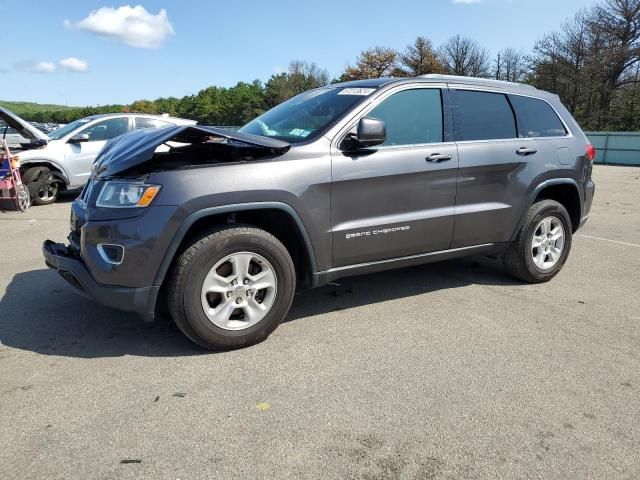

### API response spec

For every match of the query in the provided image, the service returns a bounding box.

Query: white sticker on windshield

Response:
[338,88,376,96]
[288,128,312,138]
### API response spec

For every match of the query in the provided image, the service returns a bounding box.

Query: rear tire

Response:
[168,225,296,350]
[503,199,572,283]
[22,166,60,206]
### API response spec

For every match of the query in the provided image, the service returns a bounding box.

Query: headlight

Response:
[96,182,161,208]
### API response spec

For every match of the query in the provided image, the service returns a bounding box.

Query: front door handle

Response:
[516,147,538,156]
[426,153,452,163]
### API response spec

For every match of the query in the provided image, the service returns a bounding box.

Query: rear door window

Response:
[368,88,443,146]
[509,95,567,138]
[454,90,516,141]
[135,117,172,130]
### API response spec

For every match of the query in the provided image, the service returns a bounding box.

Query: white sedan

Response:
[0,107,195,205]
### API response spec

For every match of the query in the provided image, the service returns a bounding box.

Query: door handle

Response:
[516,147,538,156]
[426,153,452,162]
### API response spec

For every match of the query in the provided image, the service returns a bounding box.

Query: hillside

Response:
[0,100,77,116]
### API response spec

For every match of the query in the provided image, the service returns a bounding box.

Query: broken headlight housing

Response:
[96,181,161,208]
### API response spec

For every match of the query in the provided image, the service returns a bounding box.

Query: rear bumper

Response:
[42,240,159,318]
[579,178,595,229]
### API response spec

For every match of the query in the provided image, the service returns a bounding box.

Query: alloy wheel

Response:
[200,252,277,330]
[531,216,565,270]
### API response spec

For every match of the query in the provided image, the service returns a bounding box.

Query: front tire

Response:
[168,225,296,350]
[503,199,573,283]
[22,166,60,206]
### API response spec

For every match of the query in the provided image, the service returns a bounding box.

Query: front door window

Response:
[78,118,129,141]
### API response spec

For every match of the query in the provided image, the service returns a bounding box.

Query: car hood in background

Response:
[92,125,291,178]
[0,107,50,143]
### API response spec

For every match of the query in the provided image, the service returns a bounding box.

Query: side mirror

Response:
[342,117,386,150]
[68,133,90,144]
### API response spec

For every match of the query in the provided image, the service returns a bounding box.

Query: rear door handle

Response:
[426,153,452,163]
[516,147,538,156]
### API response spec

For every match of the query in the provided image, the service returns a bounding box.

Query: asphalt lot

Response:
[1,165,639,479]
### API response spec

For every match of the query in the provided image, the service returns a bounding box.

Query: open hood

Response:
[92,125,291,178]
[0,106,49,143]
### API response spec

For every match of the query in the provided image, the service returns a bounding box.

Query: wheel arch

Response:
[532,180,582,232]
[154,202,318,290]
[510,178,582,241]
[20,160,70,188]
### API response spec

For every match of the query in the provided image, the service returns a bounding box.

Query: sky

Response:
[1,0,596,106]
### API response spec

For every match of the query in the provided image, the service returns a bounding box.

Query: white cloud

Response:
[59,57,89,72]
[14,60,57,74]
[65,5,174,49]
[452,0,483,4]
[13,57,89,74]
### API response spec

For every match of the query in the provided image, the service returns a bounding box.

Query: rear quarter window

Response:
[454,90,516,141]
[509,95,567,138]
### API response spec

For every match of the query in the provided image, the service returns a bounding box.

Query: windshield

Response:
[47,118,92,140]
[239,87,375,143]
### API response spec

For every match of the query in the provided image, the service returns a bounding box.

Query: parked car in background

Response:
[1,121,31,149]
[31,122,65,135]
[0,107,196,205]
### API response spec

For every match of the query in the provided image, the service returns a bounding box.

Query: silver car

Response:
[1,122,32,149]
[0,107,195,205]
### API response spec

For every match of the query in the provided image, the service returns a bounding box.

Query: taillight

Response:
[586,144,596,162]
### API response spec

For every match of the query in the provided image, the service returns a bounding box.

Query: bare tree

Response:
[528,1,640,128]
[593,0,640,89]
[529,30,564,93]
[438,35,491,77]
[560,12,593,113]
[590,0,640,127]
[399,36,445,76]
[494,48,527,82]
[288,61,330,86]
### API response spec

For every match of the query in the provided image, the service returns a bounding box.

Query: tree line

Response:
[25,0,640,131]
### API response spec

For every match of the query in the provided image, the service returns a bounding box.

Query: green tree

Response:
[399,37,445,76]
[341,47,400,80]
[221,81,266,125]
[265,61,330,107]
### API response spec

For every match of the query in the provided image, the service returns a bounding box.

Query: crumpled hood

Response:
[0,106,49,143]
[92,125,291,179]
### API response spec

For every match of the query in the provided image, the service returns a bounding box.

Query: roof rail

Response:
[419,74,536,90]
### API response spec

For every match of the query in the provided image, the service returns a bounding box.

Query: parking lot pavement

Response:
[0,166,638,479]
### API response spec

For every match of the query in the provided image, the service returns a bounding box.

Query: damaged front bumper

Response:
[42,239,159,319]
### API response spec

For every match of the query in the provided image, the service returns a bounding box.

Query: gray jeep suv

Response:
[43,75,596,350]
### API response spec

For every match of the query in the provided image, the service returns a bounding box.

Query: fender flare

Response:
[509,178,582,242]
[21,160,70,187]
[152,201,318,287]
